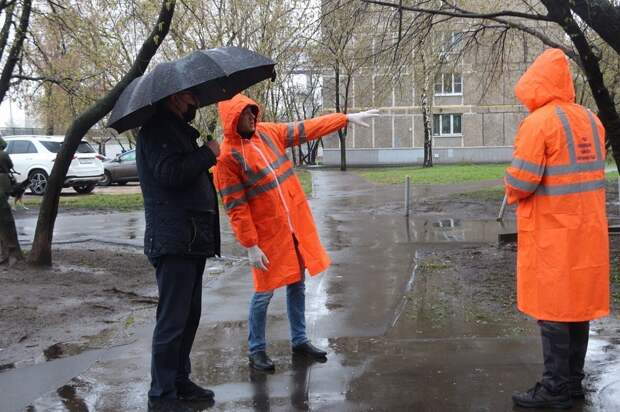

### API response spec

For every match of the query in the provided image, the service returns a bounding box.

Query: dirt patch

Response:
[394,231,620,340]
[0,245,156,369]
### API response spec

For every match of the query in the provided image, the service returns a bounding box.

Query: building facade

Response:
[319,15,551,166]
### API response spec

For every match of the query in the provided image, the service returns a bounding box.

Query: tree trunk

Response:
[569,0,620,55]
[0,197,23,265]
[334,63,347,171]
[422,90,433,168]
[0,0,31,104]
[542,0,620,173]
[28,0,177,266]
[44,83,54,135]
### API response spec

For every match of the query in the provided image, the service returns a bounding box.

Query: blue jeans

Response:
[248,279,309,354]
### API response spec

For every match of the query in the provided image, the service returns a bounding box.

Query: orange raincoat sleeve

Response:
[505,117,547,204]
[214,155,258,248]
[260,113,348,151]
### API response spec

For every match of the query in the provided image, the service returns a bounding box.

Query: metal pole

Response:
[496,193,508,222]
[405,176,411,217]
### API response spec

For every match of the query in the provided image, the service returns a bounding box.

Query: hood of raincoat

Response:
[0,136,6,150]
[217,94,260,142]
[514,48,575,112]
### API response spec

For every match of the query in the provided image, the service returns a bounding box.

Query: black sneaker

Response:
[176,380,215,401]
[292,342,327,360]
[249,351,275,372]
[512,382,572,409]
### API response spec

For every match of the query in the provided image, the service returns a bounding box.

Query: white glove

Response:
[347,109,380,128]
[246,245,270,271]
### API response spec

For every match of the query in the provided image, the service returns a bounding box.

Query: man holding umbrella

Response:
[107,47,276,409]
[215,93,378,372]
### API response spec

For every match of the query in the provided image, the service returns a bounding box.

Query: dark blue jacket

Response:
[137,109,220,258]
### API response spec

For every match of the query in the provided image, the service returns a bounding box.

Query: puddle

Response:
[407,217,515,244]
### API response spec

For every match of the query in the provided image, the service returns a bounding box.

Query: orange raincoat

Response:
[505,48,609,322]
[214,94,348,292]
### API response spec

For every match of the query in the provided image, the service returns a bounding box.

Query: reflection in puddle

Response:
[407,218,515,243]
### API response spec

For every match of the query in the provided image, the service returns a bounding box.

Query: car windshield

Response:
[40,141,96,154]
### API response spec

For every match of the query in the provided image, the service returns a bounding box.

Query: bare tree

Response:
[364,0,620,172]
[28,0,177,266]
[0,0,33,264]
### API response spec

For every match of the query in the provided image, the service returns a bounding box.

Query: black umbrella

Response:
[107,46,276,133]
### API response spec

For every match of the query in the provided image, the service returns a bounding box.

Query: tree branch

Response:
[362,0,553,22]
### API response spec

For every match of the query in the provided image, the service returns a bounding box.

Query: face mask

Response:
[183,104,198,123]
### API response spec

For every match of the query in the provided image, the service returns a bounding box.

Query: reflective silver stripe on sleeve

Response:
[298,122,307,144]
[536,179,606,196]
[287,123,295,148]
[555,107,577,165]
[505,173,539,193]
[511,157,544,177]
[586,109,603,161]
[224,196,248,210]
[247,167,296,199]
[545,160,605,176]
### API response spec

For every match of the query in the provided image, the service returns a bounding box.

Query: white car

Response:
[4,135,105,195]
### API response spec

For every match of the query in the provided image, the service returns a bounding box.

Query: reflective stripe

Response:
[231,149,247,172]
[219,182,245,196]
[506,173,539,193]
[511,157,544,177]
[536,179,606,196]
[555,107,577,165]
[586,109,603,161]
[287,123,295,148]
[258,132,283,156]
[298,122,307,144]
[545,160,605,176]
[224,195,248,210]
[247,167,296,199]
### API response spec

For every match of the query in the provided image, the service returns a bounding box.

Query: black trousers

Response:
[538,320,590,394]
[148,255,206,399]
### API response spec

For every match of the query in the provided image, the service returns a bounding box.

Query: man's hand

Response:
[347,109,380,128]
[206,139,220,157]
[246,245,270,271]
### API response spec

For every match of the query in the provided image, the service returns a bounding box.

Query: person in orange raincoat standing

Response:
[505,49,609,409]
[214,93,378,372]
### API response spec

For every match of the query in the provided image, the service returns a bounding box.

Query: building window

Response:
[433,114,462,136]
[436,31,464,54]
[434,73,462,95]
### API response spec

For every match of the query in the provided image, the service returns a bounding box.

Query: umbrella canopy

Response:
[107,46,276,133]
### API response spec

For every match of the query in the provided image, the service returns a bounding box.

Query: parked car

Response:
[4,135,104,195]
[100,149,138,186]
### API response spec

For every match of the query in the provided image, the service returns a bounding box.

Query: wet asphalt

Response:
[3,170,620,411]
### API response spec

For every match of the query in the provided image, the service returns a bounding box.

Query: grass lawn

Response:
[295,169,312,195]
[21,170,313,212]
[23,193,145,211]
[354,164,509,185]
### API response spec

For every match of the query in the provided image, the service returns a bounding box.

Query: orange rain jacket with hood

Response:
[214,94,348,292]
[505,48,609,322]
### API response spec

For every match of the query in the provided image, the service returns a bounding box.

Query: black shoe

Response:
[176,380,215,401]
[249,351,275,372]
[148,398,194,412]
[292,342,327,360]
[512,382,572,409]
